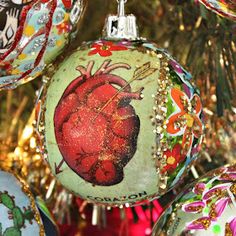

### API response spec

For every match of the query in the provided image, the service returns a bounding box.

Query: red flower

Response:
[61,0,72,9]
[162,144,185,174]
[88,41,128,57]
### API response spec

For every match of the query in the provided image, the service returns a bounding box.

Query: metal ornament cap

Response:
[103,0,139,40]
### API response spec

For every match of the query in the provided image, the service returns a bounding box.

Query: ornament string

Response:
[117,0,127,17]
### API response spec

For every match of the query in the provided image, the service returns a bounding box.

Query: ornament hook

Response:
[103,0,139,40]
[117,0,127,17]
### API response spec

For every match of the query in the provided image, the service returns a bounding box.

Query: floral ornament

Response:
[162,144,185,174]
[182,179,236,232]
[88,41,128,57]
[153,165,236,235]
[166,88,203,155]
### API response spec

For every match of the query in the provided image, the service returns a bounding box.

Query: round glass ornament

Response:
[37,39,204,206]
[152,164,236,236]
[0,169,45,236]
[0,0,85,90]
[36,0,204,206]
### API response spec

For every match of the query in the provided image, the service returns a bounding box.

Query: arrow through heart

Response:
[54,159,64,175]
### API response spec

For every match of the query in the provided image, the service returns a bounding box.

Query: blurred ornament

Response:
[152,163,236,236]
[36,197,60,236]
[0,0,85,90]
[199,0,236,21]
[36,0,204,206]
[0,169,45,236]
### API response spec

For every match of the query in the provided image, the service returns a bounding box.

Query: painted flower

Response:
[193,182,206,195]
[187,216,212,230]
[56,22,72,34]
[183,180,235,231]
[88,41,128,57]
[162,144,185,173]
[202,184,230,201]
[220,173,236,182]
[210,198,230,221]
[166,88,203,155]
[226,217,236,235]
[183,201,205,214]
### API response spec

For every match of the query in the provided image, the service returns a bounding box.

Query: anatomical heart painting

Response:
[54,59,144,187]
[40,40,204,205]
[43,43,162,203]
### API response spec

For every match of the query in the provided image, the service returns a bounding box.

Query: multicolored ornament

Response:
[36,0,204,206]
[0,169,45,236]
[152,164,236,236]
[199,0,236,21]
[0,0,85,90]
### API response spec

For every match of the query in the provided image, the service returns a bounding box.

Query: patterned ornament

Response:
[152,164,236,236]
[199,0,236,21]
[0,169,45,236]
[36,39,204,206]
[0,0,85,90]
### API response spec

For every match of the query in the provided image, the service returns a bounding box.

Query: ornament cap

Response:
[103,0,139,40]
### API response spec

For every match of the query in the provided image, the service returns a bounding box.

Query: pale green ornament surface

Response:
[39,40,204,206]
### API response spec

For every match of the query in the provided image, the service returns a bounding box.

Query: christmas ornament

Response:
[37,0,204,206]
[152,164,236,236]
[36,197,59,236]
[0,0,85,90]
[199,0,236,21]
[0,169,45,236]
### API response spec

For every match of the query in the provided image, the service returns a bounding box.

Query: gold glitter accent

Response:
[221,173,236,181]
[195,217,211,230]
[185,205,204,213]
[209,203,217,220]
[225,223,233,236]
[230,183,236,195]
[1,167,45,236]
[153,54,172,194]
